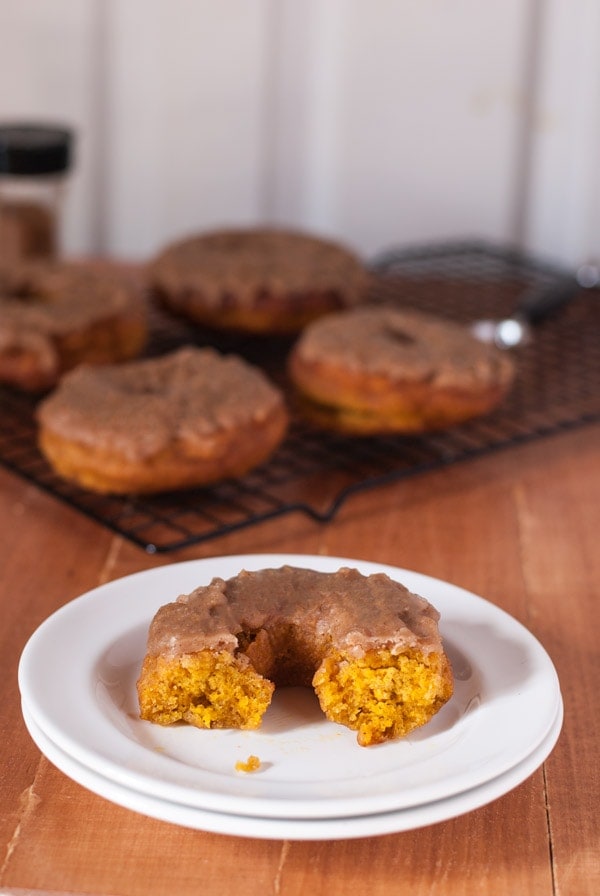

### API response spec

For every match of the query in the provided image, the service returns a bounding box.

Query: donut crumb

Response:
[235,754,261,773]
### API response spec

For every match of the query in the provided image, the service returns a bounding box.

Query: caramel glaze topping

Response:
[294,307,515,390]
[37,346,286,462]
[150,228,369,307]
[0,261,144,368]
[146,565,444,663]
[0,261,143,332]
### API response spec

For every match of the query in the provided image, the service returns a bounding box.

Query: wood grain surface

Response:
[0,423,598,896]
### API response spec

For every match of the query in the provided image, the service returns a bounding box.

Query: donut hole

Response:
[3,282,45,303]
[237,624,327,689]
[123,380,167,397]
[385,325,417,347]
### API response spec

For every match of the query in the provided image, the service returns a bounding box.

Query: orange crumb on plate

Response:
[235,755,261,773]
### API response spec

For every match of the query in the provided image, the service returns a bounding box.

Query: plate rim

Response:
[21,696,564,841]
[18,552,562,820]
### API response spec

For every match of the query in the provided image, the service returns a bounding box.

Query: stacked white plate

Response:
[18,554,563,841]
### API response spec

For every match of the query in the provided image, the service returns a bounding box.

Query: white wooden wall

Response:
[1,0,598,269]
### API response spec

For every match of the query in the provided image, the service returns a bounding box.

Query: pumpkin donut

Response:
[0,260,147,391]
[288,307,516,434]
[137,565,454,746]
[148,227,370,334]
[36,346,289,495]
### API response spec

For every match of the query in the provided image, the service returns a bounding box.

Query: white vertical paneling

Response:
[103,0,273,260]
[260,0,319,227]
[0,0,100,255]
[269,0,537,257]
[4,1,600,268]
[263,0,348,237]
[523,0,600,268]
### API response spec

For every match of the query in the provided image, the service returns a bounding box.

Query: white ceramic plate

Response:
[19,554,562,821]
[22,698,563,841]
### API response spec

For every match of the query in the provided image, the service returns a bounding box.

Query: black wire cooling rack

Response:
[1,239,599,553]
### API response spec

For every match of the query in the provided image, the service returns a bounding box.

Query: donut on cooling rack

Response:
[36,346,289,495]
[287,306,516,434]
[0,261,147,391]
[148,227,370,334]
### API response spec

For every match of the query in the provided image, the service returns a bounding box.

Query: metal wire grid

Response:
[1,240,598,553]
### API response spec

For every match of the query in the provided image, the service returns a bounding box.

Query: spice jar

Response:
[0,123,73,262]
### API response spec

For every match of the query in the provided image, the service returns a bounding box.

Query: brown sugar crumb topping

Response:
[0,260,143,334]
[296,307,515,390]
[37,346,286,462]
[151,228,369,308]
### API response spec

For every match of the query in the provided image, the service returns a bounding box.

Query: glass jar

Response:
[0,123,74,263]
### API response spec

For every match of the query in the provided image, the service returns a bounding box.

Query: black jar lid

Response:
[0,124,73,176]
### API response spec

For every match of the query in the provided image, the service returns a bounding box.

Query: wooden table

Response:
[1,422,598,896]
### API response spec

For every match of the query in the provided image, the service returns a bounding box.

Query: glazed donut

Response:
[137,565,454,746]
[36,346,289,495]
[148,227,370,334]
[0,261,147,391]
[288,307,515,434]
